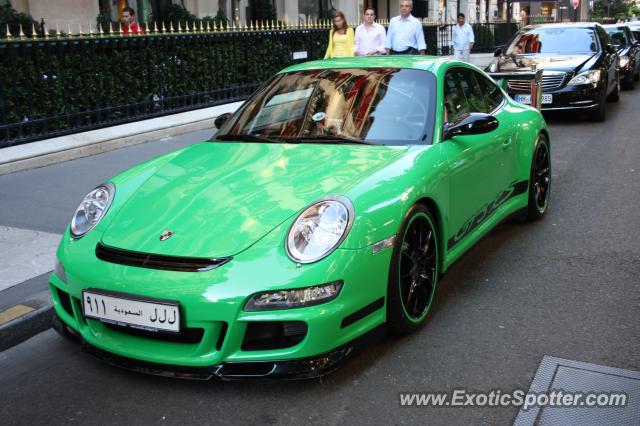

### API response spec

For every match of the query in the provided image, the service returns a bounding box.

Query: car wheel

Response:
[621,72,635,90]
[387,205,439,335]
[587,87,607,122]
[607,72,620,102]
[526,134,551,221]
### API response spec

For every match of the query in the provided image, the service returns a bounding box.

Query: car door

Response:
[597,26,618,94]
[440,67,515,252]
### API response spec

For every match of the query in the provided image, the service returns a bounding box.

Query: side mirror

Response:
[493,47,503,57]
[443,113,499,141]
[214,112,232,129]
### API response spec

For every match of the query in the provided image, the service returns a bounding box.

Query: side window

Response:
[443,68,489,122]
[475,72,504,112]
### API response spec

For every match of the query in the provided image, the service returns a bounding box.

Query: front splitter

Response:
[52,311,384,380]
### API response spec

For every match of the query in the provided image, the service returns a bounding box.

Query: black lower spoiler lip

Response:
[52,312,384,381]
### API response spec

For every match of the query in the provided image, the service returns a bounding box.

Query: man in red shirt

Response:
[121,7,144,34]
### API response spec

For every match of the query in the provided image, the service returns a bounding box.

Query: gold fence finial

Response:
[108,22,113,36]
[118,22,123,36]
[177,21,182,32]
[88,23,94,36]
[44,24,49,39]
[67,24,72,37]
[56,23,61,38]
[78,23,84,37]
[31,23,37,38]
[19,24,26,39]
[5,24,12,40]
[145,21,150,34]
[153,21,158,34]
[161,21,167,33]
[199,20,204,32]
[169,21,174,33]
[205,21,210,32]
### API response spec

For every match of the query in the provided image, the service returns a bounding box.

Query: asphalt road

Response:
[1,91,639,425]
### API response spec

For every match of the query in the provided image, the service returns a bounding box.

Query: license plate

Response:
[514,94,553,105]
[82,290,180,333]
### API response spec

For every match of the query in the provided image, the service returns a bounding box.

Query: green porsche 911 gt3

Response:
[50,56,551,379]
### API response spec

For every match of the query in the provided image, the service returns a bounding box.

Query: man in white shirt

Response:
[385,0,427,55]
[452,13,474,62]
[354,7,386,56]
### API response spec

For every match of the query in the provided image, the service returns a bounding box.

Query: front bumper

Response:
[50,226,392,377]
[510,84,601,112]
[52,311,385,380]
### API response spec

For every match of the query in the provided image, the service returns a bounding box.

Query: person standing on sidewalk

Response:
[121,7,144,35]
[324,11,355,59]
[452,13,474,62]
[354,7,386,56]
[385,0,426,55]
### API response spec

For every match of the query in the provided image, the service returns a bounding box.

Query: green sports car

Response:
[50,56,551,379]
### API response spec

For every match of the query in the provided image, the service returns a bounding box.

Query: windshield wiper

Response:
[213,134,280,143]
[286,135,372,145]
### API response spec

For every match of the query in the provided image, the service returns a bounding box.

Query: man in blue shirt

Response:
[385,0,427,55]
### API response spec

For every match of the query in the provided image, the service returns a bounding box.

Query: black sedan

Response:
[604,24,640,89]
[487,23,619,122]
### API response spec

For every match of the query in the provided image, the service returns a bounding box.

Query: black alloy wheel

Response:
[526,134,551,221]
[387,205,439,334]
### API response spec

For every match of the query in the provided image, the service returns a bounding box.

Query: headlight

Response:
[244,281,343,311]
[619,55,629,69]
[286,197,354,263]
[567,70,601,87]
[70,183,115,238]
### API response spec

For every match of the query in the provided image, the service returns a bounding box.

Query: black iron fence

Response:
[0,22,518,148]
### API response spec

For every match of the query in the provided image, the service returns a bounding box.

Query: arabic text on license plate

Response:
[82,291,180,333]
[514,94,553,105]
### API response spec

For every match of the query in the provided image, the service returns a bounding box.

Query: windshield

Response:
[605,27,630,47]
[507,28,599,55]
[216,68,436,145]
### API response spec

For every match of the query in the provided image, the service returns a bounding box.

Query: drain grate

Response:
[514,356,640,426]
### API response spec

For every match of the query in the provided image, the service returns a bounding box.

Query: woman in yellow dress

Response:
[324,11,354,59]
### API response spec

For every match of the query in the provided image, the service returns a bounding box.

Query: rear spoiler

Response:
[487,67,544,111]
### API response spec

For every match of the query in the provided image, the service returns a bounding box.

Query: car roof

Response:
[523,22,600,31]
[603,24,629,29]
[280,55,455,74]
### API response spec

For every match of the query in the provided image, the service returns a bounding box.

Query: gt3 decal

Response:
[448,180,528,250]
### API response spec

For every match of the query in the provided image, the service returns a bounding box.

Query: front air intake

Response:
[95,243,231,272]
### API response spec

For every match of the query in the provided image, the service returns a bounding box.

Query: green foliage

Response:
[167,3,197,26]
[591,0,633,18]
[0,3,39,37]
[471,23,494,50]
[250,0,277,21]
[96,10,117,33]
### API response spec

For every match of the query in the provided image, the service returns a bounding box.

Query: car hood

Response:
[495,53,595,73]
[102,141,407,258]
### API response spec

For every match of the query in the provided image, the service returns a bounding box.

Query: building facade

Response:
[7,0,591,32]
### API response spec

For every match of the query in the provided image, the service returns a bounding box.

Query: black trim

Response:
[341,297,385,329]
[447,180,528,250]
[52,311,385,380]
[95,243,231,272]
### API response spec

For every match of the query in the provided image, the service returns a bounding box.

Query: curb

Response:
[0,291,53,351]
[0,101,244,176]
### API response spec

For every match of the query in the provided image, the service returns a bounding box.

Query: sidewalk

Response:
[0,53,495,351]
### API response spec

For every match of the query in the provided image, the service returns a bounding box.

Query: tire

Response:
[526,134,551,221]
[587,87,607,122]
[607,72,620,102]
[387,205,440,335]
[621,72,635,90]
